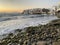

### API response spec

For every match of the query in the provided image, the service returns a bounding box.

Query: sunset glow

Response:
[0,0,59,12]
[0,8,23,12]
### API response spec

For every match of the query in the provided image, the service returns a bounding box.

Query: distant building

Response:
[55,3,60,17]
[22,8,42,15]
[22,8,53,15]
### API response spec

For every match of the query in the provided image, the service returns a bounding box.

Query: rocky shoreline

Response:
[0,19,60,45]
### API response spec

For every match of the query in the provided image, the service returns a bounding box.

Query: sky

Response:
[0,0,60,12]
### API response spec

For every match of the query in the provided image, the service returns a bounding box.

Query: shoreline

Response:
[0,15,58,36]
[0,19,60,45]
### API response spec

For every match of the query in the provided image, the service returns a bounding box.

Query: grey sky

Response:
[0,0,60,11]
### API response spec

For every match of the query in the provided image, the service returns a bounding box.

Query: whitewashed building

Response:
[22,8,53,15]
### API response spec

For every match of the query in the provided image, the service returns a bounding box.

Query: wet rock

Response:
[37,41,46,45]
[0,19,60,45]
[53,42,60,45]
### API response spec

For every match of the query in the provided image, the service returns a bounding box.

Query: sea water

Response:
[0,14,58,36]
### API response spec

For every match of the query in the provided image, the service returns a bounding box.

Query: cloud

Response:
[0,0,22,7]
[0,0,59,9]
[0,0,26,3]
[0,0,19,4]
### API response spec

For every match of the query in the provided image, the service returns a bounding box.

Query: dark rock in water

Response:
[0,19,60,45]
[15,29,22,32]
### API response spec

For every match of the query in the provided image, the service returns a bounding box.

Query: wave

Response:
[0,15,58,35]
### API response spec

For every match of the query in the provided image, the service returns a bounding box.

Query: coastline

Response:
[0,19,60,45]
[0,15,58,36]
